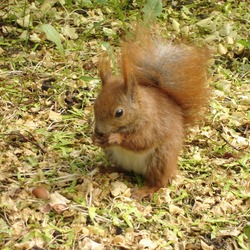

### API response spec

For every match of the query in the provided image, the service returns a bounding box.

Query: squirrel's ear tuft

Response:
[99,57,112,86]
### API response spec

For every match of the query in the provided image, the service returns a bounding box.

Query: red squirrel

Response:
[92,28,210,199]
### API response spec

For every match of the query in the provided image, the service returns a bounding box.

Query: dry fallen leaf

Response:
[138,238,157,250]
[48,110,62,122]
[112,235,125,246]
[49,192,70,205]
[169,204,185,215]
[79,237,104,250]
[111,181,127,197]
[62,24,79,40]
[218,43,228,55]
[201,240,214,250]
[218,228,241,237]
[53,203,69,213]
[17,14,32,28]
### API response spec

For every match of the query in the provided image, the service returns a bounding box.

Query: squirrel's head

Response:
[94,58,140,136]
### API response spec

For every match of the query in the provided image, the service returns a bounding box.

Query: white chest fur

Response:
[105,146,153,175]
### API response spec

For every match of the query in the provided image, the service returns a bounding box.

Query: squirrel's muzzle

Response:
[94,128,105,138]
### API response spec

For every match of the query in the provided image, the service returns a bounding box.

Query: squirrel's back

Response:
[121,28,211,125]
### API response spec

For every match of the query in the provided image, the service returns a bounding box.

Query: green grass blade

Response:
[142,0,162,23]
[40,24,64,55]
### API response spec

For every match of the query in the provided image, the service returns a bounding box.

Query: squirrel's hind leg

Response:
[147,146,179,186]
[131,145,180,200]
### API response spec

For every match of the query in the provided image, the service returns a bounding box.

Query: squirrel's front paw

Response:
[108,133,123,145]
[93,132,123,147]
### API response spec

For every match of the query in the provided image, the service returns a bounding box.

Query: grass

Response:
[0,0,249,249]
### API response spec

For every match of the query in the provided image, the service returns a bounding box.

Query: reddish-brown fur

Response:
[93,28,210,199]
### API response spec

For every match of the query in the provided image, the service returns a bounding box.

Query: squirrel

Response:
[92,27,211,199]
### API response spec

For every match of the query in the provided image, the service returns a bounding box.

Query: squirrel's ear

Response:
[122,51,137,94]
[99,57,112,86]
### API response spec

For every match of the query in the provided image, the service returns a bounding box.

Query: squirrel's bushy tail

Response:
[121,27,211,126]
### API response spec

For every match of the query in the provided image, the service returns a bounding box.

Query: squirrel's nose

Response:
[94,128,105,137]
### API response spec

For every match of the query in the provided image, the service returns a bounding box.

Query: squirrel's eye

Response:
[115,108,124,118]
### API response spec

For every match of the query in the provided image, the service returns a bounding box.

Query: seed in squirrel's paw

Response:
[32,186,50,200]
